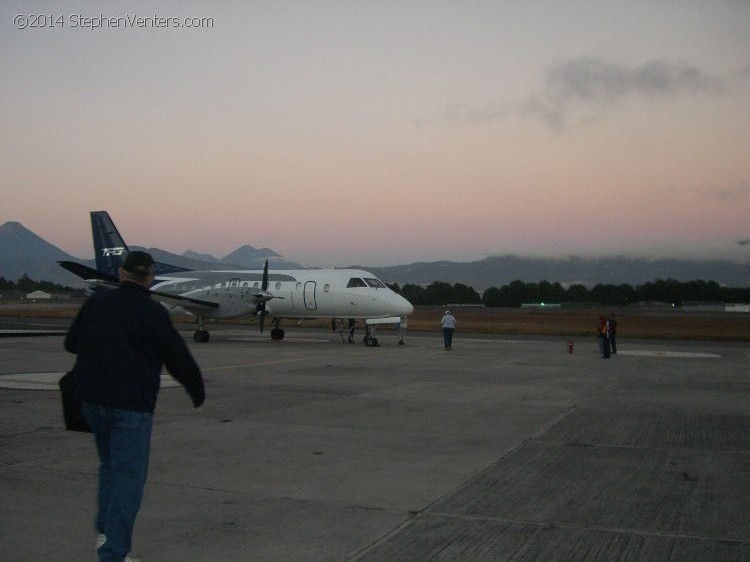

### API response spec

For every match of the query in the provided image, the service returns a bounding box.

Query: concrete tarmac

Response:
[1,326,749,561]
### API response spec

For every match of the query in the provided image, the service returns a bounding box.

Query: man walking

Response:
[397,316,407,345]
[65,251,205,562]
[440,310,457,350]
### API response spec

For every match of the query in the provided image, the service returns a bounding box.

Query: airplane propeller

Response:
[249,259,286,334]
[258,259,270,333]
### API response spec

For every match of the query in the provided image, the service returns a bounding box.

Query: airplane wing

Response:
[148,288,219,311]
[59,260,219,311]
[58,260,118,283]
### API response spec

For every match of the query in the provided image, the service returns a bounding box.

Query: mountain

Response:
[221,244,281,265]
[364,255,750,291]
[182,250,221,263]
[221,245,300,269]
[132,247,242,271]
[0,221,299,287]
[184,247,300,269]
[2,220,749,291]
[0,221,85,286]
[0,222,76,262]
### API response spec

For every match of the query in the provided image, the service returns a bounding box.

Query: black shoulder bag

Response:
[59,371,92,433]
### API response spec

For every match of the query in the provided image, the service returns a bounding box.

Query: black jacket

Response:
[65,281,205,413]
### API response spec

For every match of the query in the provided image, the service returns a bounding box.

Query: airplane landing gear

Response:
[364,334,379,347]
[270,318,285,340]
[193,315,210,343]
[331,318,357,343]
[193,329,210,343]
[363,324,379,347]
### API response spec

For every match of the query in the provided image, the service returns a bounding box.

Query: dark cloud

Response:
[548,58,722,102]
[519,95,566,133]
[523,57,724,132]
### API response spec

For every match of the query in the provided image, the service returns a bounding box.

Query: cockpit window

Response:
[347,278,368,288]
[364,278,386,289]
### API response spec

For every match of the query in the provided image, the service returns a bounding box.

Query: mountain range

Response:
[0,221,301,288]
[1,220,749,291]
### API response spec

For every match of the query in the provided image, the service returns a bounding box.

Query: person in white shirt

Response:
[396,316,407,345]
[440,310,457,350]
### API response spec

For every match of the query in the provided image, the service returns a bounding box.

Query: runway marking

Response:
[0,372,181,390]
[618,350,721,358]
[224,337,331,343]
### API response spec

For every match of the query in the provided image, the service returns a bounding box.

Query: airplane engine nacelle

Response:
[202,291,259,320]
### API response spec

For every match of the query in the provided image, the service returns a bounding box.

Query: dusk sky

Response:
[2,1,749,267]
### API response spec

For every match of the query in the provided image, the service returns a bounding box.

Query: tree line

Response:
[388,279,750,307]
[2,274,748,307]
[0,274,72,293]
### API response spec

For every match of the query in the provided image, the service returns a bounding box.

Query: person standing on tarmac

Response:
[396,316,407,345]
[596,315,610,359]
[64,251,205,562]
[440,310,457,350]
[608,313,618,354]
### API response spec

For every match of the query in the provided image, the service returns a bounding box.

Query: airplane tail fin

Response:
[90,211,192,278]
[91,211,129,279]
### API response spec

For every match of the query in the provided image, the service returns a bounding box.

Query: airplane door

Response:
[304,281,317,310]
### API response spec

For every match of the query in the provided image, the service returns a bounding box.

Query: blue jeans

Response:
[598,335,610,358]
[442,327,454,349]
[83,403,153,562]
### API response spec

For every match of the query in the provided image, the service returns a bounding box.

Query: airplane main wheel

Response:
[270,327,285,340]
[193,330,210,343]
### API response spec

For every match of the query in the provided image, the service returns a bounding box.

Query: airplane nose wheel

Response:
[363,325,379,347]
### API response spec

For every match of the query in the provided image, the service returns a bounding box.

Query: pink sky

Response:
[2,1,749,267]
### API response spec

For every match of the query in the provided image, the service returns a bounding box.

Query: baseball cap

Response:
[122,250,155,274]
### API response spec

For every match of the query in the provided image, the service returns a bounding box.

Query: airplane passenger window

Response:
[275,282,281,290]
[296,282,302,290]
[347,278,367,288]
[324,284,330,292]
[364,278,386,288]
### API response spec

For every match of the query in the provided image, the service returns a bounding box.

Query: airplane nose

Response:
[399,296,414,315]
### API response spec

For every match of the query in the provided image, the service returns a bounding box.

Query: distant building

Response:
[25,290,51,300]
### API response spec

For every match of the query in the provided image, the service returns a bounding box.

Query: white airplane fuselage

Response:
[151,268,414,321]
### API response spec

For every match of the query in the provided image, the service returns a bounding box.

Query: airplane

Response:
[59,211,414,346]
